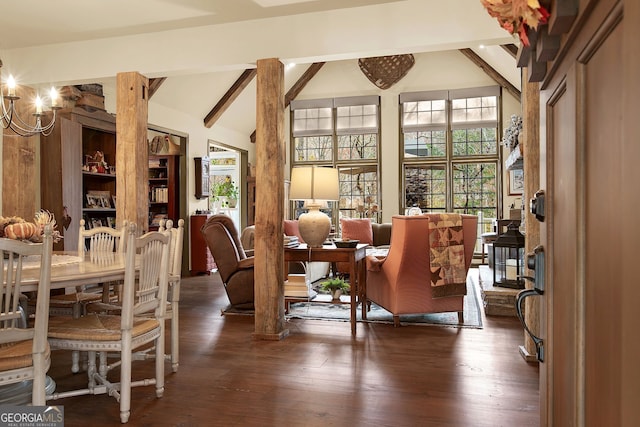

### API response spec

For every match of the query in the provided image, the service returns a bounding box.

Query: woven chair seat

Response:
[49,292,103,306]
[86,301,172,316]
[0,340,50,372]
[48,314,159,341]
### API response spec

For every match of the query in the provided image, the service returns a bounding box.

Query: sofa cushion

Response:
[284,219,305,243]
[339,218,373,245]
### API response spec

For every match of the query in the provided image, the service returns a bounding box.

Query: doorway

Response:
[208,140,248,233]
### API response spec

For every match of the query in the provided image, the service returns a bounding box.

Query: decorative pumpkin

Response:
[0,216,26,237]
[4,222,39,240]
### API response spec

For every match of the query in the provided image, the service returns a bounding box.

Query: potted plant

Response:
[320,277,350,301]
[212,176,239,208]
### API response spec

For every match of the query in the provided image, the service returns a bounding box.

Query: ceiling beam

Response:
[250,62,325,143]
[501,44,518,59]
[458,48,521,101]
[148,77,166,99]
[204,69,257,128]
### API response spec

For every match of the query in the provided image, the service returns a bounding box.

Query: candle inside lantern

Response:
[506,259,518,281]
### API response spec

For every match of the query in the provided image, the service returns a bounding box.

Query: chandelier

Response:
[1,58,61,137]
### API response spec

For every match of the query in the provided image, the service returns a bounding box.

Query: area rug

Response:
[221,274,483,329]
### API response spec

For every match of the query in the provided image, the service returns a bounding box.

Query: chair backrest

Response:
[0,225,53,392]
[78,218,126,257]
[385,214,478,278]
[159,218,185,278]
[200,215,244,283]
[120,223,171,324]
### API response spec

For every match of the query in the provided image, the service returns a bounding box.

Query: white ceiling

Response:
[0,0,519,138]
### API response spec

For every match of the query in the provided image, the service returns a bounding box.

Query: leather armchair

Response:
[366,214,478,326]
[201,215,254,309]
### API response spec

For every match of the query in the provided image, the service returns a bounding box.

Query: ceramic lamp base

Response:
[297,207,331,248]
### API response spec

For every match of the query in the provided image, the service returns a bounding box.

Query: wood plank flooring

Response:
[46,271,539,426]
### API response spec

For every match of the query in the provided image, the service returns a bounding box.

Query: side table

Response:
[284,243,367,336]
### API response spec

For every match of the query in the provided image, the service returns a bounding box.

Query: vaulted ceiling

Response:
[0,0,519,139]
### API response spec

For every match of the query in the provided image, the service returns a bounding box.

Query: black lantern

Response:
[492,222,525,289]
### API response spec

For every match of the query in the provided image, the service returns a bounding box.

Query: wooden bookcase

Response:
[148,155,179,230]
[41,107,117,251]
[41,107,187,253]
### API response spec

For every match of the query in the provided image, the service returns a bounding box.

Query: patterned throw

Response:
[428,213,467,298]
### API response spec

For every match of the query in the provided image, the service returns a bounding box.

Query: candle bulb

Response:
[35,95,42,114]
[50,87,59,108]
[7,74,16,97]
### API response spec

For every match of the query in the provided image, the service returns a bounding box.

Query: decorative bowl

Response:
[334,239,359,248]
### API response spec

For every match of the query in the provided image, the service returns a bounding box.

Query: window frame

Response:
[399,86,502,219]
[290,96,382,226]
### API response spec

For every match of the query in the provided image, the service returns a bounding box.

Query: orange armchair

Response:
[365,214,478,326]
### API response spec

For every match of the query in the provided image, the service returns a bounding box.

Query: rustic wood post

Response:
[520,67,541,362]
[116,72,149,231]
[253,58,288,340]
[2,85,38,218]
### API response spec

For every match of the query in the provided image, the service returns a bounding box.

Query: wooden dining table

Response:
[20,251,128,293]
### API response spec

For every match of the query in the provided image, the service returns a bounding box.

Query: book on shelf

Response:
[150,213,168,227]
[151,186,168,203]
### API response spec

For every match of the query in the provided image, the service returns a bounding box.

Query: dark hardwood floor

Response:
[47,271,539,426]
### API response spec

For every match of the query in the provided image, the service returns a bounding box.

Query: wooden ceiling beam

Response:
[204,69,257,128]
[501,43,518,59]
[148,77,166,99]
[250,62,325,143]
[458,48,521,101]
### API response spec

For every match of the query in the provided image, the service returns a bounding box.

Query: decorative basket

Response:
[358,54,415,89]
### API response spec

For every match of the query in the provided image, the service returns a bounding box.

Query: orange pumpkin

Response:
[4,222,39,240]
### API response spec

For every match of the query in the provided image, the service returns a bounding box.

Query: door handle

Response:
[530,190,545,222]
[516,287,544,362]
[516,245,545,362]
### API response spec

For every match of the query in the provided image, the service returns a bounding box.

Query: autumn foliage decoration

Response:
[481,0,550,46]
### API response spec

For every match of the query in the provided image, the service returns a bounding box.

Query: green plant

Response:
[211,175,239,199]
[320,277,350,293]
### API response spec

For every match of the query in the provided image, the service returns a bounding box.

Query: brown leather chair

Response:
[201,215,254,309]
[365,214,478,326]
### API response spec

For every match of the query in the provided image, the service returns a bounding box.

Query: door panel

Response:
[546,73,579,426]
[540,3,626,425]
[583,21,623,426]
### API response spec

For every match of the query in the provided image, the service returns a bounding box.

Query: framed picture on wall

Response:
[509,169,524,195]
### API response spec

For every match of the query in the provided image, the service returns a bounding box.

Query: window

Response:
[400,87,500,222]
[291,96,381,225]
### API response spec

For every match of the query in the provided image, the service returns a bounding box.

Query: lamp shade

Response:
[289,166,339,203]
[289,166,339,248]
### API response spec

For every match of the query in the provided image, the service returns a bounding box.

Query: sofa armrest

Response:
[366,254,386,272]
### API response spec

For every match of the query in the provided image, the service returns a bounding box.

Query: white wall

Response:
[103,87,252,217]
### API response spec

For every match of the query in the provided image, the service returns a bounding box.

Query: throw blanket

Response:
[428,213,467,298]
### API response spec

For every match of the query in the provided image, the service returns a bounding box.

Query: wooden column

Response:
[253,58,287,340]
[116,72,149,231]
[2,86,38,218]
[519,67,541,362]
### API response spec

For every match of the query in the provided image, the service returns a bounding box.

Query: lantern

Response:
[492,222,525,289]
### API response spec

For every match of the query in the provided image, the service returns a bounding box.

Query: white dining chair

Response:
[0,224,54,405]
[86,218,184,372]
[47,223,171,423]
[159,218,184,372]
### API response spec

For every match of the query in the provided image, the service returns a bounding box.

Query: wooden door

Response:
[539,1,639,425]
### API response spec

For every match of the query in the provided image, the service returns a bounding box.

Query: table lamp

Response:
[289,166,339,248]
